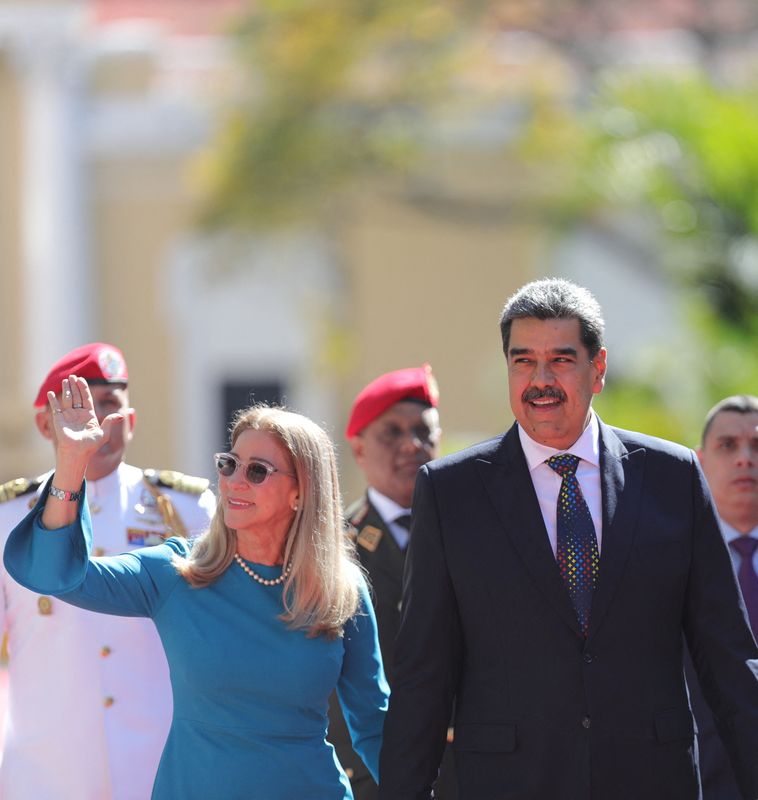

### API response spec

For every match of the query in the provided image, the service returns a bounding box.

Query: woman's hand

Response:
[47,375,119,464]
[41,374,125,530]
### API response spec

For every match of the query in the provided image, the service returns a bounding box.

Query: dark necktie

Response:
[394,514,412,551]
[546,454,599,637]
[729,536,758,638]
[394,514,412,531]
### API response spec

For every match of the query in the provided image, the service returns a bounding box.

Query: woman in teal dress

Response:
[4,375,389,800]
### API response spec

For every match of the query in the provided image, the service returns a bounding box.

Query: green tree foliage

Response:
[195,0,758,441]
[527,72,758,440]
[594,298,758,448]
[581,75,758,327]
[194,0,488,229]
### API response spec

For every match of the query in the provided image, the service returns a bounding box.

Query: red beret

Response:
[346,364,439,438]
[34,343,129,408]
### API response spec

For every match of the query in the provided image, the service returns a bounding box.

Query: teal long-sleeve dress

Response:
[3,483,389,800]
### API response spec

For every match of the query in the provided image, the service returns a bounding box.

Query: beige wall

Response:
[0,29,203,483]
[0,24,545,496]
[89,155,195,474]
[0,54,22,405]
[336,153,543,501]
[0,53,46,481]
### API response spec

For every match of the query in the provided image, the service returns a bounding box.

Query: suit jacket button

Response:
[581,716,591,729]
[583,653,593,664]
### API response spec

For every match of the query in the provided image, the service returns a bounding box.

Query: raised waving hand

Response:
[47,375,123,461]
[42,375,125,529]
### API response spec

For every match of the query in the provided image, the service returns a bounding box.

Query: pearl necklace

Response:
[234,553,291,586]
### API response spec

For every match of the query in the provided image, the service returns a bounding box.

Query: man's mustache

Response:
[522,387,566,403]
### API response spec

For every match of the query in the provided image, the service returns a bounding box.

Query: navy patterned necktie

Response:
[729,537,758,638]
[546,454,600,637]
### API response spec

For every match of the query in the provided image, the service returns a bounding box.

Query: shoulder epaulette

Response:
[345,496,370,527]
[143,469,210,495]
[356,524,383,552]
[345,520,358,542]
[0,476,44,504]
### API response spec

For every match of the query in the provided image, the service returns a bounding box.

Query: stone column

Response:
[0,3,92,400]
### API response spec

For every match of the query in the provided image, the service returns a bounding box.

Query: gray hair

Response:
[701,394,758,445]
[499,278,605,358]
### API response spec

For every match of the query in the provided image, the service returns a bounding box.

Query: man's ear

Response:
[349,435,365,466]
[34,410,54,441]
[592,348,608,395]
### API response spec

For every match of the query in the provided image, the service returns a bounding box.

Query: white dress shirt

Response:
[518,411,603,556]
[367,487,412,550]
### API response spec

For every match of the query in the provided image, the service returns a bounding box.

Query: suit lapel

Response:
[477,425,582,637]
[587,421,646,640]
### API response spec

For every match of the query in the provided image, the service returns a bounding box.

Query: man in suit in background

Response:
[379,278,758,800]
[329,365,456,799]
[686,394,758,799]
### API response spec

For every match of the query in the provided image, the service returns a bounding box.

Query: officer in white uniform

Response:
[0,343,216,800]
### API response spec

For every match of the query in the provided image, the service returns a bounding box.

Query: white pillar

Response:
[1,4,92,397]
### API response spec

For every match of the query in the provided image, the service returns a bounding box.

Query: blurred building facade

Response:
[0,0,543,500]
[3,0,754,497]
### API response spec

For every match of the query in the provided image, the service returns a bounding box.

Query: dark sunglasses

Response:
[214,453,295,486]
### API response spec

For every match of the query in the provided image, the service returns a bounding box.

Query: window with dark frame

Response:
[220,380,285,452]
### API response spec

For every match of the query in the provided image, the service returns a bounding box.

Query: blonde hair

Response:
[174,405,360,638]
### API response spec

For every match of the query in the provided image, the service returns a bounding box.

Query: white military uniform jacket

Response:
[0,462,216,800]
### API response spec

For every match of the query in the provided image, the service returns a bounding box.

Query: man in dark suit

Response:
[686,395,758,799]
[329,365,457,799]
[379,278,758,800]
